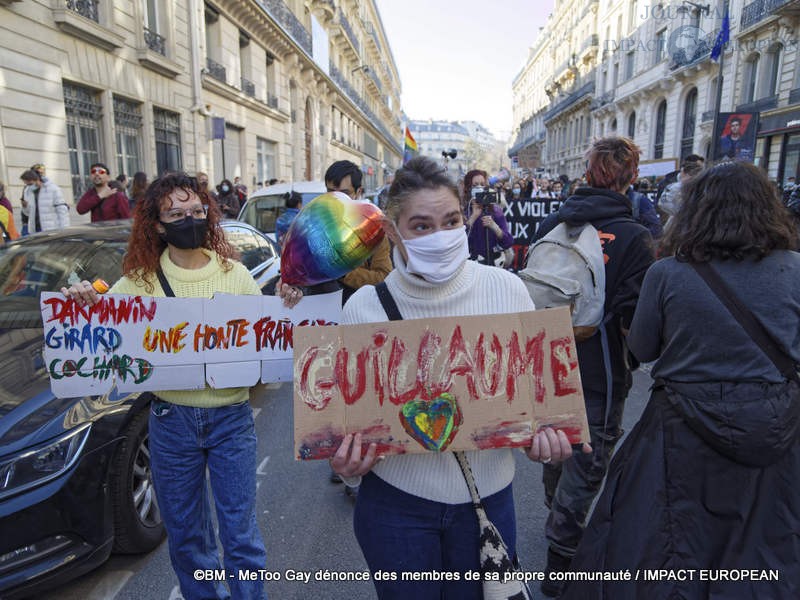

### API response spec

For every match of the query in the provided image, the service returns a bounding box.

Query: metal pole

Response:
[709,36,726,162]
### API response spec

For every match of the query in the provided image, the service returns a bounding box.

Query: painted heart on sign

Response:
[399,393,463,452]
[281,191,386,286]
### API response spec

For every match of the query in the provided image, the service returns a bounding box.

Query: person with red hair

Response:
[61,172,268,600]
[531,136,655,597]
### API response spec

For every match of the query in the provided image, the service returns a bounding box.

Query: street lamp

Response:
[351,65,370,75]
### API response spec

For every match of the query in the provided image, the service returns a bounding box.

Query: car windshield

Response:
[0,239,127,328]
[240,192,323,233]
[240,194,285,233]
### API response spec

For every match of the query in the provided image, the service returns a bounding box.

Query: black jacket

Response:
[562,380,800,599]
[535,187,655,396]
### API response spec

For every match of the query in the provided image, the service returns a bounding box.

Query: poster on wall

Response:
[714,112,759,162]
[293,307,590,459]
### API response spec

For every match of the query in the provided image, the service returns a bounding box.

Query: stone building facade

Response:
[0,0,403,209]
[511,0,800,186]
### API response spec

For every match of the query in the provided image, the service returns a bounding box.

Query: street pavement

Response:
[42,369,653,600]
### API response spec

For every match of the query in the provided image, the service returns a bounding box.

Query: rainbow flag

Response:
[403,126,418,165]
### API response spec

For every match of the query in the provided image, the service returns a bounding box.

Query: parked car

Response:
[238,181,326,240]
[0,220,280,599]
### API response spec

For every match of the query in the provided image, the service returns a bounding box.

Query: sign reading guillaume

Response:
[293,306,589,459]
[40,291,342,398]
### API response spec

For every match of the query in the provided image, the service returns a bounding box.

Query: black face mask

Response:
[159,216,208,249]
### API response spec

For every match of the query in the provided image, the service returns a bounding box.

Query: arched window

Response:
[627,111,636,138]
[765,44,783,97]
[744,54,759,103]
[681,88,697,160]
[654,100,667,159]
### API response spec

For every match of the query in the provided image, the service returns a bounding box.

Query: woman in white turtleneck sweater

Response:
[328,156,578,600]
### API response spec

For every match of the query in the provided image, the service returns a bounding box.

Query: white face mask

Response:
[401,228,469,284]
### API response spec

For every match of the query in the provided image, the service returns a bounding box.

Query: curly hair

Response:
[462,169,488,205]
[123,172,237,292]
[660,161,798,261]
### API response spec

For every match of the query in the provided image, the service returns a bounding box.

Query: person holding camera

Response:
[464,169,514,268]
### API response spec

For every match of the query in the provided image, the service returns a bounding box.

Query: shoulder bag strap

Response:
[375,281,402,321]
[690,261,798,382]
[156,267,176,297]
[453,450,484,509]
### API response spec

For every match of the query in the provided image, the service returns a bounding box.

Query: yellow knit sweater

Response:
[110,249,261,407]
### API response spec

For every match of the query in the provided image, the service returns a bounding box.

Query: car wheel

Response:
[111,407,165,553]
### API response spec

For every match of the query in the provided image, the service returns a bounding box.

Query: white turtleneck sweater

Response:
[341,247,536,504]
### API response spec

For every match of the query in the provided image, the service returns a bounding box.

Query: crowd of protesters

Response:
[10,135,798,600]
[0,165,254,240]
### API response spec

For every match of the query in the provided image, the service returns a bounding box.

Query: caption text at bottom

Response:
[193,568,781,584]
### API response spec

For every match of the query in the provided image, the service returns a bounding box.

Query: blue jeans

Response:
[354,472,516,600]
[149,399,267,600]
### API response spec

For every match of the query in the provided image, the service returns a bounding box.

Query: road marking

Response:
[252,407,262,419]
[265,382,283,389]
[256,455,270,475]
[86,570,134,599]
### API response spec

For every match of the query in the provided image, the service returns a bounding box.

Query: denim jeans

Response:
[354,472,516,600]
[149,399,267,600]
[544,388,626,557]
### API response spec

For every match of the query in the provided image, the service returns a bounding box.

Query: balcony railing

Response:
[544,80,595,122]
[143,27,166,56]
[736,94,779,112]
[580,34,599,53]
[363,20,382,55]
[266,93,279,108]
[741,0,794,30]
[669,30,718,70]
[241,77,256,97]
[66,0,99,22]
[329,61,400,151]
[338,9,360,54]
[256,0,312,55]
[367,67,382,92]
[591,90,615,109]
[206,57,226,84]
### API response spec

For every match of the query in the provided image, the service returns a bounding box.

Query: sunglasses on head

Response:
[90,167,108,175]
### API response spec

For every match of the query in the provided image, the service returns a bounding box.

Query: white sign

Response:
[638,158,678,178]
[40,291,342,398]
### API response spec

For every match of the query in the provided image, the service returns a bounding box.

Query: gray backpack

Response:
[518,222,606,341]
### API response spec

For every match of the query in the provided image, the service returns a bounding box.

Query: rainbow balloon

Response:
[280,192,386,286]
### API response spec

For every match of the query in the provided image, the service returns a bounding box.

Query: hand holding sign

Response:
[280,192,386,286]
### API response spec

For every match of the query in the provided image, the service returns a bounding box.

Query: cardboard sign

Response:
[293,306,589,460]
[40,291,342,398]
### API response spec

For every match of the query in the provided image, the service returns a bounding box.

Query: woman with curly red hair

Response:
[62,172,268,600]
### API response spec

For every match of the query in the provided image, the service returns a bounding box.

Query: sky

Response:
[374,0,551,141]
